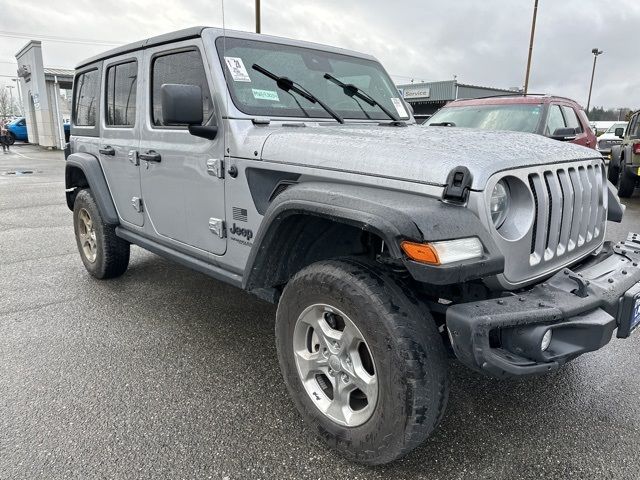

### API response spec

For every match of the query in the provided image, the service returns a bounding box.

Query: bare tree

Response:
[0,88,17,119]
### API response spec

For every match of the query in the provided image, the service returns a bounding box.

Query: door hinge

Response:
[128,150,139,166]
[207,158,224,178]
[131,196,143,213]
[208,218,226,238]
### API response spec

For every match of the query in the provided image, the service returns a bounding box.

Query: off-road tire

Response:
[275,258,449,465]
[73,188,130,279]
[617,170,637,198]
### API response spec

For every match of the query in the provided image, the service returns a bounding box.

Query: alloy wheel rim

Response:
[292,303,378,427]
[77,208,97,263]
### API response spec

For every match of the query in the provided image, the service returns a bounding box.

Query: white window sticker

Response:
[224,57,251,82]
[391,97,408,118]
[252,89,280,101]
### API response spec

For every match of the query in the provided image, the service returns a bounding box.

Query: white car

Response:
[597,121,627,155]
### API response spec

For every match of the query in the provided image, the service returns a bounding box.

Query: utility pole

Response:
[523,0,539,95]
[586,48,603,115]
[255,0,261,33]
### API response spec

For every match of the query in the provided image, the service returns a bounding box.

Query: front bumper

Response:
[446,233,640,377]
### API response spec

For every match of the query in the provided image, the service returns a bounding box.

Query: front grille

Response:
[487,159,607,288]
[528,162,605,266]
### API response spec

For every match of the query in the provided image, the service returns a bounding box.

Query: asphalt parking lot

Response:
[1,145,640,480]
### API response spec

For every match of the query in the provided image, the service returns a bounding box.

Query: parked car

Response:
[597,121,627,156]
[5,117,28,144]
[424,95,597,149]
[609,111,640,197]
[65,27,639,465]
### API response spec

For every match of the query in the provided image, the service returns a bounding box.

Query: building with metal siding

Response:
[397,80,518,121]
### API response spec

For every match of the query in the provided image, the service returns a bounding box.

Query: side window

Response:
[18,120,25,126]
[561,106,582,133]
[73,69,99,126]
[545,104,566,135]
[106,61,138,127]
[151,49,213,127]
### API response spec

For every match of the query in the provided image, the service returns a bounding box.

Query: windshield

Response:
[605,122,627,134]
[425,104,543,133]
[216,37,409,121]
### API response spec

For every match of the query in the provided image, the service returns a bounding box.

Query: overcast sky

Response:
[1,0,638,109]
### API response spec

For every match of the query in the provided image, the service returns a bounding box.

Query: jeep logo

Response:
[230,223,253,241]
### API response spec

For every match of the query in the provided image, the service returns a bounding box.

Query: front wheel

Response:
[275,259,449,465]
[6,132,16,145]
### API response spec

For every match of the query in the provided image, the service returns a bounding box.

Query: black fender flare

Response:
[607,180,625,223]
[243,182,504,289]
[65,152,119,225]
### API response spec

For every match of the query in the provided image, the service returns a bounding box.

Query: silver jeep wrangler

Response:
[65,26,640,465]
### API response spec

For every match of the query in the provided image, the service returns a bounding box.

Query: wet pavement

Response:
[1,145,639,479]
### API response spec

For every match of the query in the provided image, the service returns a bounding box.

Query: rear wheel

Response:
[275,259,449,465]
[73,189,130,279]
[618,169,637,198]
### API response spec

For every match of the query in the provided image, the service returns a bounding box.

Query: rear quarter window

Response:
[73,69,100,126]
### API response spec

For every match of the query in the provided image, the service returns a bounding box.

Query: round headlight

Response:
[490,180,511,229]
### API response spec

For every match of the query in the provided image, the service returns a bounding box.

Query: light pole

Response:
[255,0,261,33]
[12,78,24,116]
[586,48,603,115]
[523,0,539,95]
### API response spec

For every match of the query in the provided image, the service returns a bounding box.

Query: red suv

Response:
[424,95,597,149]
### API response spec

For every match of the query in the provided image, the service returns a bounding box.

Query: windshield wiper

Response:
[251,64,344,124]
[323,73,399,122]
[429,121,456,127]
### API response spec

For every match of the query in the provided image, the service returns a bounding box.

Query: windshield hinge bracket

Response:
[442,166,473,203]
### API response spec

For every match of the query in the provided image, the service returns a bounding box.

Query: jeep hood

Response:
[259,125,601,190]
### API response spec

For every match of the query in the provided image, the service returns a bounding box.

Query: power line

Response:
[0,30,124,46]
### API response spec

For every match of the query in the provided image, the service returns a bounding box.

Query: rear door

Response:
[100,53,144,227]
[139,41,226,255]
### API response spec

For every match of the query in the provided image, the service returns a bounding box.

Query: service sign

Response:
[403,88,431,99]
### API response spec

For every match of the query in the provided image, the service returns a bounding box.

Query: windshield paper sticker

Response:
[252,89,280,101]
[391,97,407,118]
[224,57,251,82]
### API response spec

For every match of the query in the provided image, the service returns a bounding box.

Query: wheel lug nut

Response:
[341,374,349,383]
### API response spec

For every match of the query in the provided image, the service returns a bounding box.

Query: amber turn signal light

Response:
[400,241,440,265]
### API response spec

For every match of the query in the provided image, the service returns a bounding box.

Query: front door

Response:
[139,42,226,255]
[100,53,143,227]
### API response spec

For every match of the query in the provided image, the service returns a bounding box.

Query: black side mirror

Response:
[615,127,625,138]
[551,127,577,141]
[161,84,217,140]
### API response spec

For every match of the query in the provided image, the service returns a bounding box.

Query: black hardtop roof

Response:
[75,26,207,70]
